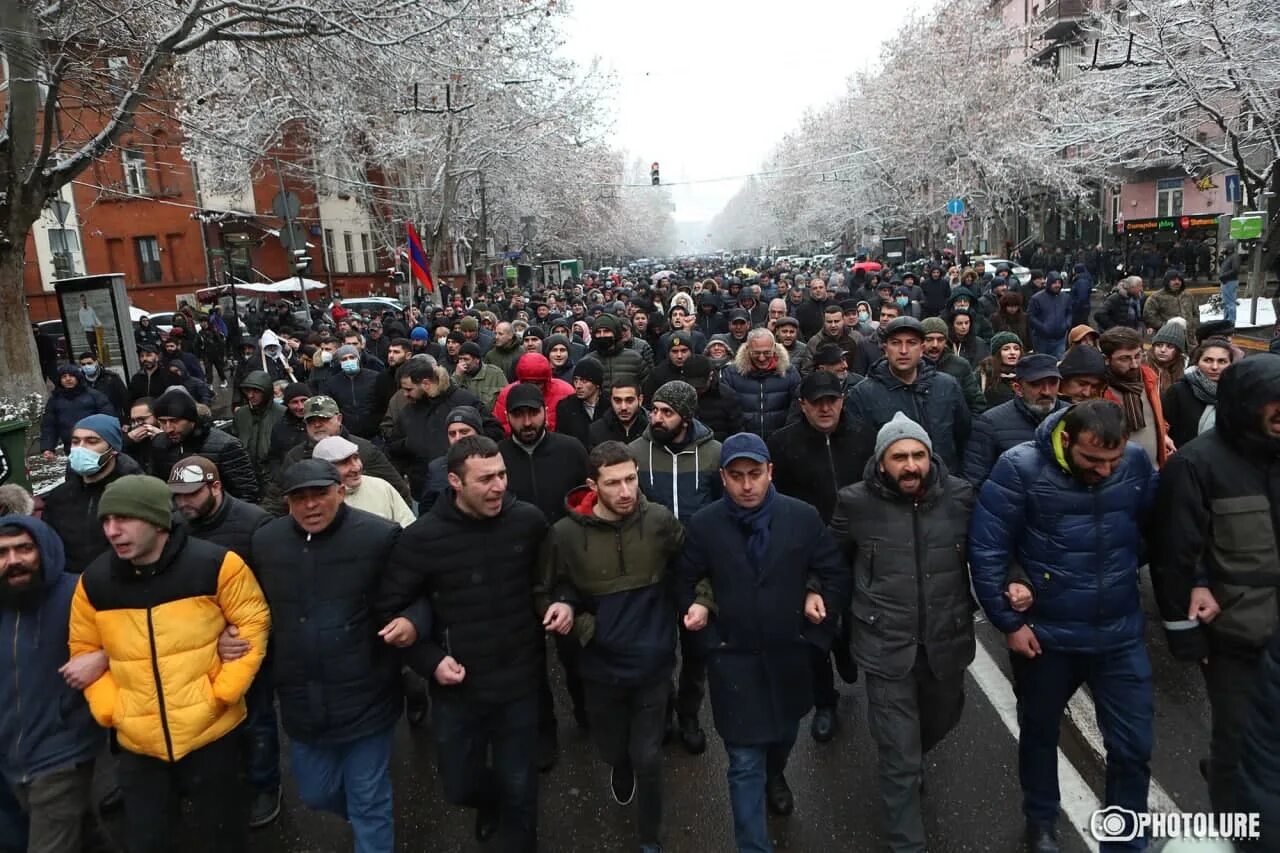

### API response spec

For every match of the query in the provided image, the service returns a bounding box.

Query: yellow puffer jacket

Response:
[69,527,270,762]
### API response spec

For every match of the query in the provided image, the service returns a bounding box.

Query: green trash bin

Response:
[0,419,31,491]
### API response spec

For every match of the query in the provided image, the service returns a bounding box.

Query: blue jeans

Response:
[431,692,539,853]
[290,727,395,853]
[245,656,280,792]
[1012,644,1153,851]
[1033,337,1066,359]
[723,725,799,853]
[1221,279,1238,324]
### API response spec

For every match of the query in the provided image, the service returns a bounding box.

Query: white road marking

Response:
[1066,689,1183,815]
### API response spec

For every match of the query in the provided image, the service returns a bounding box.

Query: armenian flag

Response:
[406,222,435,292]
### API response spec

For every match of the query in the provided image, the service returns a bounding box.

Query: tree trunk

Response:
[0,238,46,402]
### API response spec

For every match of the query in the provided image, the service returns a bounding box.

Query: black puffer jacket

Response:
[377,493,548,704]
[694,379,744,443]
[42,453,144,573]
[580,346,647,399]
[767,410,876,523]
[318,367,381,439]
[40,371,116,453]
[848,359,972,471]
[253,505,403,744]
[388,383,499,496]
[150,421,260,504]
[499,432,588,524]
[962,397,1066,487]
[1151,355,1280,659]
[831,457,977,680]
[720,361,800,440]
[587,407,648,449]
[178,494,270,570]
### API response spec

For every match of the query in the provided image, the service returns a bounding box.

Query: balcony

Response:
[1038,0,1090,41]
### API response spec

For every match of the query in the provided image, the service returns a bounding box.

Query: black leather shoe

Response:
[766,774,794,816]
[475,803,500,843]
[678,715,706,755]
[810,706,838,743]
[1024,824,1060,853]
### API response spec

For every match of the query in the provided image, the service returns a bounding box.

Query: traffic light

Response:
[292,248,312,273]
[651,162,660,186]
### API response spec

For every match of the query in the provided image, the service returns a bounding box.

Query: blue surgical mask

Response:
[896,296,909,307]
[340,359,360,375]
[82,364,100,378]
[68,446,108,476]
[857,312,870,323]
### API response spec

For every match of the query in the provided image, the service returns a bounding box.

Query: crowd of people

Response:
[4,253,1280,853]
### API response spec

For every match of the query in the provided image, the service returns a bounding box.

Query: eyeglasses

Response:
[170,465,211,485]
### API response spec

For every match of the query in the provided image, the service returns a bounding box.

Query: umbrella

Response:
[853,261,883,275]
[651,270,678,282]
[732,267,758,277]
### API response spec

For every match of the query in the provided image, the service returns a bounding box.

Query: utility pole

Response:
[477,171,489,288]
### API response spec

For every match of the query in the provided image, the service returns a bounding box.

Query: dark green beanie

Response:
[98,475,174,530]
[990,331,1023,354]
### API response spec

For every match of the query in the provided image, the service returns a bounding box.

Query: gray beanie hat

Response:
[335,344,360,361]
[1151,318,1188,351]
[874,411,933,461]
[652,380,698,422]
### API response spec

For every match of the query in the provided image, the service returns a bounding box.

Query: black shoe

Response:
[98,786,124,814]
[248,787,281,829]
[810,706,838,743]
[765,774,794,817]
[1024,824,1060,853]
[475,803,500,843]
[677,715,706,755]
[537,730,559,773]
[405,695,429,728]
[610,761,636,806]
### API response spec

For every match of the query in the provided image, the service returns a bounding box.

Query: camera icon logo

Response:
[1091,806,1140,842]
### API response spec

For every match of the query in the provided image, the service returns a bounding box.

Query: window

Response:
[1111,190,1122,225]
[343,232,355,273]
[136,236,162,282]
[361,233,375,273]
[324,229,336,271]
[1156,178,1183,217]
[122,150,147,196]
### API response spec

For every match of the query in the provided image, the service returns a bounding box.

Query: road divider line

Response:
[969,642,1101,853]
[1066,690,1182,815]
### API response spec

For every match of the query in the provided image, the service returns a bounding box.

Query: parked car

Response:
[329,296,404,326]
[972,257,1032,287]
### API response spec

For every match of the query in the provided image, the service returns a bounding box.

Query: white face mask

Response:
[319,350,333,365]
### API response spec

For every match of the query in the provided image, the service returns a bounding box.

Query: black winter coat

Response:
[831,459,977,680]
[253,506,403,744]
[377,493,548,704]
[84,370,129,419]
[126,367,181,405]
[554,395,605,448]
[676,493,850,745]
[961,397,1066,487]
[1161,377,1214,449]
[388,384,499,496]
[319,367,382,439]
[719,363,800,439]
[150,422,260,504]
[40,382,115,453]
[587,408,648,449]
[848,359,971,472]
[794,298,832,340]
[499,432,588,524]
[767,410,876,523]
[179,494,270,570]
[42,453,144,572]
[693,381,744,443]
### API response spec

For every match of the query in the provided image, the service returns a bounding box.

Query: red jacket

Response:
[493,353,576,435]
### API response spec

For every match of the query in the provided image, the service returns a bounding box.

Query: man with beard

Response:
[582,314,647,399]
[127,345,182,405]
[0,516,103,852]
[962,354,1067,487]
[921,318,986,416]
[1142,269,1199,342]
[849,317,971,471]
[161,336,205,382]
[149,390,260,503]
[830,414,976,853]
[1100,327,1174,468]
[1057,346,1109,404]
[1028,273,1073,358]
[455,342,509,410]
[376,436,547,849]
[768,371,875,743]
[165,456,280,828]
[970,401,1158,853]
[1151,355,1280,817]
[78,350,129,419]
[373,338,411,428]
[677,433,849,850]
[535,441,691,853]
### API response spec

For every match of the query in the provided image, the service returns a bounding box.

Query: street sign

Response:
[271,191,301,220]
[1225,174,1242,204]
[947,214,966,234]
[946,198,965,216]
[278,223,308,250]
[1229,214,1263,241]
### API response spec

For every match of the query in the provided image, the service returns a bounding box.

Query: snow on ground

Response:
[1199,296,1276,329]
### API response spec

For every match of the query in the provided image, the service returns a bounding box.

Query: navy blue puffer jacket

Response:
[847,359,971,471]
[719,355,800,439]
[968,406,1158,653]
[961,397,1066,486]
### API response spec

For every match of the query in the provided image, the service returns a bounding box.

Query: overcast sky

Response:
[561,0,939,226]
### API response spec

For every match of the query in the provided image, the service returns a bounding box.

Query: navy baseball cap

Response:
[1015,353,1062,382]
[720,432,770,467]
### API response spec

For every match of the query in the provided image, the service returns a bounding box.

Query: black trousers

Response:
[670,626,706,720]
[538,634,586,735]
[584,678,670,847]
[1202,647,1264,814]
[116,731,248,853]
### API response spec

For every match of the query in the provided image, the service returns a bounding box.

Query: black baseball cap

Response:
[282,458,341,494]
[800,371,844,402]
[507,382,545,412]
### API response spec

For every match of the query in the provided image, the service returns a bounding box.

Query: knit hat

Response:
[1058,343,1107,379]
[458,317,480,333]
[74,414,123,451]
[572,359,604,386]
[593,313,621,334]
[283,382,311,403]
[1152,318,1188,351]
[98,475,174,530]
[459,341,482,359]
[921,317,949,337]
[874,412,933,461]
[152,389,198,422]
[524,325,546,340]
[335,344,360,361]
[410,326,430,341]
[989,331,1023,354]
[652,380,698,422]
[445,407,484,432]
